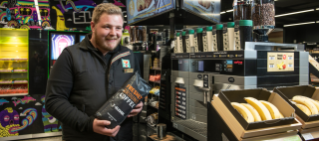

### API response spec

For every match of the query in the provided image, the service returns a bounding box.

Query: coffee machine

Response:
[169,42,308,140]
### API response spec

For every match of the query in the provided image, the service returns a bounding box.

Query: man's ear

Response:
[90,21,95,33]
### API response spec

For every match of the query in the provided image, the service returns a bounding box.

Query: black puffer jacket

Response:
[45,34,140,141]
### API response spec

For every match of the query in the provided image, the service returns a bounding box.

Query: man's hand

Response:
[93,119,120,137]
[127,101,143,118]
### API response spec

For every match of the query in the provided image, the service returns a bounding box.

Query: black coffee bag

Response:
[95,72,151,128]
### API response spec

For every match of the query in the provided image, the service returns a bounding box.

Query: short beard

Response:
[94,30,119,52]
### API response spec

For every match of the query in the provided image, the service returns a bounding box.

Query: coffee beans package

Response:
[95,72,151,128]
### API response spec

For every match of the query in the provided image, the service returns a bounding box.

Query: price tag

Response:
[269,56,275,60]
[269,64,274,68]
[302,133,314,140]
[289,64,293,68]
[288,56,293,60]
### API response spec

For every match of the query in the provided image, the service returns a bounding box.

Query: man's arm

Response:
[45,49,95,132]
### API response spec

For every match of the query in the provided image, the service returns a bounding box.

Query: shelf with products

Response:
[0,29,29,96]
[0,58,28,61]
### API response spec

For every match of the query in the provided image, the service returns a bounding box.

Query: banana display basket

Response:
[219,88,296,130]
[274,85,319,122]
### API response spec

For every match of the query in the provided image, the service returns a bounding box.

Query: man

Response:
[45,3,143,141]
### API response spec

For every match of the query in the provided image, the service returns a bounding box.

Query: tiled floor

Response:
[19,136,62,141]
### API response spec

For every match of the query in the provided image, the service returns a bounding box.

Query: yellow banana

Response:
[244,97,272,121]
[241,103,262,122]
[296,103,311,116]
[231,102,254,123]
[259,100,281,119]
[279,112,284,118]
[292,95,318,115]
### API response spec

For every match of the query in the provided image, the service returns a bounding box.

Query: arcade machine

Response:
[170,42,308,141]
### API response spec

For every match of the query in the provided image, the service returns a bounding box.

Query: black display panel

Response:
[29,30,49,95]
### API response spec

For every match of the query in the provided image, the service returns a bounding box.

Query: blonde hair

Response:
[92,3,123,23]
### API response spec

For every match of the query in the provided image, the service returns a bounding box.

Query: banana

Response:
[259,100,281,119]
[279,112,284,118]
[292,96,318,115]
[293,95,319,112]
[231,102,254,123]
[244,97,272,121]
[241,103,262,122]
[296,103,311,116]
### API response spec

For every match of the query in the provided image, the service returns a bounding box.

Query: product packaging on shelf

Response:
[203,26,213,52]
[234,21,241,50]
[227,22,236,51]
[194,28,203,52]
[240,20,253,50]
[174,32,182,53]
[274,85,319,123]
[181,31,187,53]
[218,88,296,130]
[223,23,229,51]
[95,72,151,128]
[186,29,195,53]
[216,24,224,51]
[212,25,218,51]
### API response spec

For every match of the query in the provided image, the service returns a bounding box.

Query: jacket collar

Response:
[79,34,120,54]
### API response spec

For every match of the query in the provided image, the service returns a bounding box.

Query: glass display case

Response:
[0,29,29,95]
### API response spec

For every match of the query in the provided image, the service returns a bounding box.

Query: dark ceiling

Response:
[220,0,319,27]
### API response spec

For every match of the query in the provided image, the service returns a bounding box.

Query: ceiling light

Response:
[317,21,319,23]
[275,9,314,17]
[124,15,127,17]
[283,22,315,27]
[317,8,319,10]
[226,9,233,12]
[220,11,226,14]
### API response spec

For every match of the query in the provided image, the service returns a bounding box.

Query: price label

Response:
[269,56,275,60]
[302,133,314,140]
[269,64,274,68]
[288,56,293,60]
[289,64,293,68]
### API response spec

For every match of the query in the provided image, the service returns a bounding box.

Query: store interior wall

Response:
[284,24,319,43]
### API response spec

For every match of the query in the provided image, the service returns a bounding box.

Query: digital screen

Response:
[198,61,204,71]
[182,0,220,23]
[126,0,175,24]
[79,35,85,42]
[51,34,75,60]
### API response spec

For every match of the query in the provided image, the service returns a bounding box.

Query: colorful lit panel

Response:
[79,35,85,42]
[51,34,75,60]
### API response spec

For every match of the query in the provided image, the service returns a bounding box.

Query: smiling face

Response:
[91,13,123,54]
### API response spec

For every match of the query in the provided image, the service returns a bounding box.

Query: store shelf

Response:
[149,81,160,84]
[0,82,28,84]
[147,105,159,110]
[149,93,159,97]
[0,93,28,97]
[150,68,161,71]
[0,58,28,61]
[0,71,27,73]
[173,119,207,141]
[147,124,157,132]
